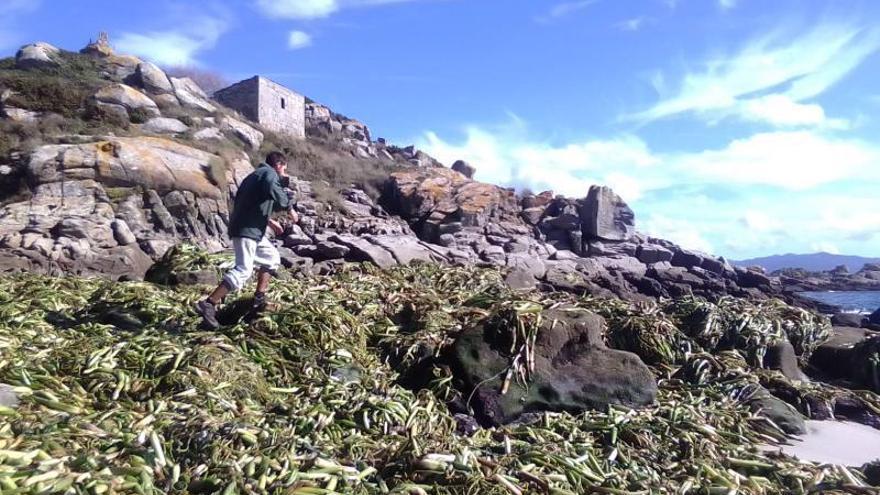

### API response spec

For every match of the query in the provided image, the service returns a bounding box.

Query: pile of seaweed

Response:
[0,246,878,494]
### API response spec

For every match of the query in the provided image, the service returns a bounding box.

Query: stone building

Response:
[213,76,305,139]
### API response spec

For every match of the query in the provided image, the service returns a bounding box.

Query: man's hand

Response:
[268,219,284,236]
[288,209,300,224]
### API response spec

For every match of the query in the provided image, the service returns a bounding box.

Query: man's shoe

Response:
[195,299,220,329]
[252,292,268,312]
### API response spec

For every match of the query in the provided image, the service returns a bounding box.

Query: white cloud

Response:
[718,0,738,10]
[674,131,879,189]
[740,211,781,232]
[738,94,844,128]
[417,118,880,256]
[116,15,229,66]
[627,22,880,128]
[811,242,841,255]
[643,215,716,253]
[536,1,596,23]
[256,0,338,19]
[615,17,649,32]
[255,0,424,20]
[288,30,313,49]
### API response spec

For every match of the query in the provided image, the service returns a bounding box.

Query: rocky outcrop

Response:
[376,167,758,302]
[15,42,60,69]
[777,264,880,295]
[0,137,245,278]
[449,306,657,425]
[92,84,160,120]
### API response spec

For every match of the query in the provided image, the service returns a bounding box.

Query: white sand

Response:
[768,420,880,466]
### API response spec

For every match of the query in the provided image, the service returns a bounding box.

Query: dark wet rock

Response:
[453,413,480,437]
[745,386,806,435]
[810,327,880,392]
[449,306,657,426]
[863,460,880,486]
[871,308,880,326]
[763,341,807,381]
[737,267,772,289]
[671,249,703,269]
[831,312,868,328]
[451,160,476,179]
[636,244,673,264]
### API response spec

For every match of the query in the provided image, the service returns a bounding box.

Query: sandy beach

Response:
[770,420,880,466]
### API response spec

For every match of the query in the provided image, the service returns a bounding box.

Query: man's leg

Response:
[252,235,281,310]
[196,238,257,328]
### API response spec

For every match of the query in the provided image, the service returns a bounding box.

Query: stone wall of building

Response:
[212,77,259,123]
[257,77,305,139]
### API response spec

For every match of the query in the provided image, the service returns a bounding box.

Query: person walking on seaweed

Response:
[195,151,298,329]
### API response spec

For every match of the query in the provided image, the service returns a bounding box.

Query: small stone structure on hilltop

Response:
[213,76,305,139]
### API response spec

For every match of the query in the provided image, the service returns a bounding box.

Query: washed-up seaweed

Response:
[0,246,876,494]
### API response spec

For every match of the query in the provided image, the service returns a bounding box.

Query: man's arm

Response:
[269,176,291,212]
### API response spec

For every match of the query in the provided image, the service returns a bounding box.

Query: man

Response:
[195,151,299,329]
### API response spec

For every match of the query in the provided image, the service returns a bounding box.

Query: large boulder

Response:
[93,84,160,118]
[451,160,476,179]
[220,116,264,150]
[135,62,174,94]
[142,117,188,135]
[580,185,635,242]
[745,386,806,435]
[831,312,868,328]
[450,306,657,425]
[171,77,216,112]
[810,327,880,392]
[15,42,60,69]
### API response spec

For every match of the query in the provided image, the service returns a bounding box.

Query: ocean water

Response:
[798,291,880,314]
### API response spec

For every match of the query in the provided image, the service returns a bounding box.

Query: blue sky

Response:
[2,0,880,260]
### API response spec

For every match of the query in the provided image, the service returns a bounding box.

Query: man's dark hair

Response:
[266,151,287,167]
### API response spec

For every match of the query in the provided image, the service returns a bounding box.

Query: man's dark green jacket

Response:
[228,163,291,241]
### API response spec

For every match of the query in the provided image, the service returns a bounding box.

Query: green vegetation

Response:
[0,52,104,117]
[0,248,876,494]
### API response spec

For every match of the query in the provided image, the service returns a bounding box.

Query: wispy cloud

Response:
[288,30,313,49]
[718,0,738,10]
[255,0,427,20]
[615,17,650,32]
[625,22,880,128]
[116,13,230,66]
[536,0,596,23]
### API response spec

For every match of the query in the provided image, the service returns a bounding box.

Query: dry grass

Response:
[258,130,402,201]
